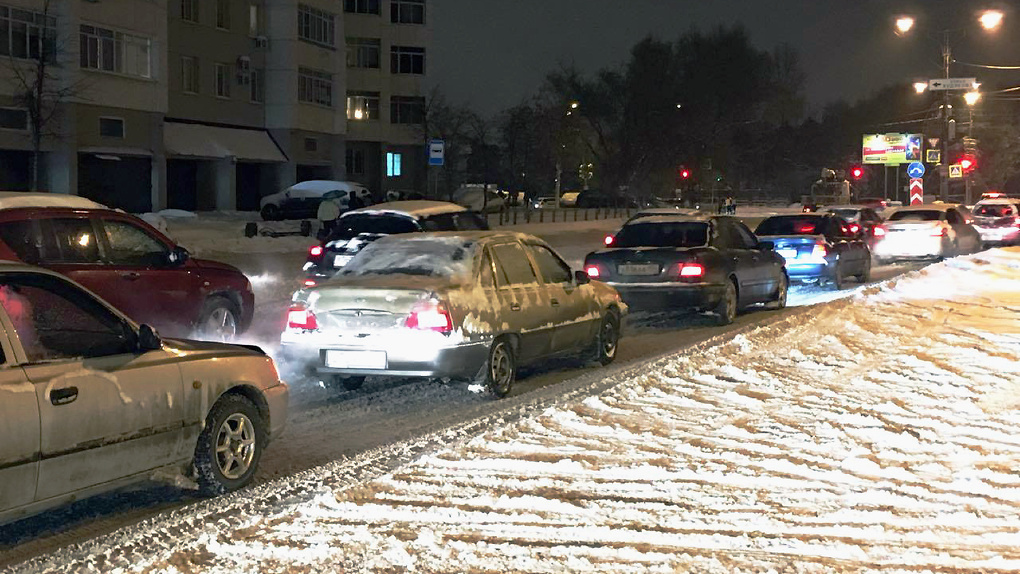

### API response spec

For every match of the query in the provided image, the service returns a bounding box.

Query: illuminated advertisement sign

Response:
[862,133,923,165]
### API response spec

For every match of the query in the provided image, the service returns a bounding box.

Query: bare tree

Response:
[418,87,474,200]
[7,0,82,191]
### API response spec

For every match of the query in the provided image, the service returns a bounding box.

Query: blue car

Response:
[755,214,871,289]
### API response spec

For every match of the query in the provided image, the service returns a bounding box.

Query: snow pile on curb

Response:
[13,249,1020,573]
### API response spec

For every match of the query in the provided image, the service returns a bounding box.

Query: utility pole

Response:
[940,30,951,202]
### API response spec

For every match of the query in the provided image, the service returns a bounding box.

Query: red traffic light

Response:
[851,167,863,179]
[680,168,690,179]
[960,157,975,171]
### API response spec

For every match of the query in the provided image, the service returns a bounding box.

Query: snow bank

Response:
[14,248,1020,572]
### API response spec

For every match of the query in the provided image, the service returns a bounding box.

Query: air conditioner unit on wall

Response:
[254,36,269,49]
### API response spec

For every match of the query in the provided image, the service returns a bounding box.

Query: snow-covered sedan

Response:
[583,214,787,324]
[283,232,626,398]
[0,264,288,525]
[873,204,983,263]
[970,198,1020,247]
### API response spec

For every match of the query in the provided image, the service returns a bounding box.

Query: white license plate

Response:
[777,249,798,259]
[617,263,659,275]
[325,350,386,369]
[333,254,353,267]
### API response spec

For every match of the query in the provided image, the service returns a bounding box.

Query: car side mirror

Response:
[138,324,162,351]
[574,270,591,285]
[756,240,774,251]
[168,246,189,266]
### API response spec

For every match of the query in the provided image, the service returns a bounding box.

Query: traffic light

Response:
[961,157,975,171]
[680,167,690,179]
[851,166,863,179]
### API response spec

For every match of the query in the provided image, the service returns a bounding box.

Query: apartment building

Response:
[0,0,429,212]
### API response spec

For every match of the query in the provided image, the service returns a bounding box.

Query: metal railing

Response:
[485,207,635,227]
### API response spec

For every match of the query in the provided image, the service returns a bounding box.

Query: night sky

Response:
[431,0,1019,117]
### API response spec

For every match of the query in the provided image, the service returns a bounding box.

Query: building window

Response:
[249,68,264,103]
[298,67,333,107]
[386,152,402,177]
[346,37,380,69]
[390,96,424,124]
[181,56,199,93]
[181,0,199,23]
[346,148,365,175]
[79,25,151,78]
[391,0,424,24]
[215,63,231,98]
[390,46,425,75]
[344,0,379,15]
[216,0,230,29]
[0,107,28,131]
[304,137,318,152]
[346,91,379,121]
[297,5,334,48]
[248,3,264,36]
[0,6,57,60]
[99,117,124,139]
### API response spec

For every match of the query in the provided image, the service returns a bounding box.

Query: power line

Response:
[955,60,1020,70]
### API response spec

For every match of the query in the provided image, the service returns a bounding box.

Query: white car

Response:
[873,204,983,262]
[971,198,1020,246]
[0,263,288,525]
[260,180,371,221]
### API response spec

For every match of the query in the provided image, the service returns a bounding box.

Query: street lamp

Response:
[963,90,981,106]
[979,10,1004,31]
[895,16,915,34]
[913,81,928,94]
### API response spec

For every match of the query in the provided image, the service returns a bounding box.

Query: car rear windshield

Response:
[613,222,708,248]
[974,204,1016,217]
[329,214,419,240]
[888,210,941,222]
[755,216,827,236]
[828,209,860,220]
[340,237,477,278]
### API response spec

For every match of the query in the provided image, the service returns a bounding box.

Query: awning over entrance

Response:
[163,122,287,163]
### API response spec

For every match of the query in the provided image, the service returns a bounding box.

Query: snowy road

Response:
[0,212,927,568]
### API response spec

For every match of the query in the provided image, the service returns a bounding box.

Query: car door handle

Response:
[50,386,78,406]
[550,299,560,307]
[510,303,521,311]
[120,272,141,281]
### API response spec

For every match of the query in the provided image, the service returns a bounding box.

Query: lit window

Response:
[346,91,379,120]
[386,152,402,177]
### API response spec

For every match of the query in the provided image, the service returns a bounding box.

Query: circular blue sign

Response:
[907,162,926,178]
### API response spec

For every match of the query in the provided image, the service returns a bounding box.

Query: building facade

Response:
[0,0,429,212]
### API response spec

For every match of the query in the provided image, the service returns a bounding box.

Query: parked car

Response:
[755,213,871,289]
[824,205,886,249]
[531,196,558,209]
[0,193,253,340]
[970,197,1020,246]
[303,201,490,285]
[260,180,371,221]
[0,263,288,525]
[283,231,626,397]
[872,204,983,263]
[584,214,787,324]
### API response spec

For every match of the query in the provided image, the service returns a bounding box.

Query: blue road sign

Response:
[428,139,445,166]
[907,162,926,178]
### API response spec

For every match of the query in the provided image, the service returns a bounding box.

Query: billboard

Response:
[862,133,923,165]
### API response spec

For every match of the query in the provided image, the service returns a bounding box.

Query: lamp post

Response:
[897,10,1002,201]
[554,101,580,199]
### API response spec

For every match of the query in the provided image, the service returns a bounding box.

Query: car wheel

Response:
[855,257,872,283]
[765,273,787,309]
[587,312,620,366]
[482,337,516,399]
[196,296,239,342]
[714,279,738,325]
[327,375,365,391]
[194,394,264,496]
[260,204,280,221]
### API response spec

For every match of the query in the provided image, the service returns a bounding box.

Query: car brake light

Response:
[848,223,860,234]
[678,263,704,277]
[406,300,453,334]
[287,305,318,330]
[796,223,816,234]
[309,245,324,257]
[303,279,317,287]
[930,227,947,237]
[873,226,886,237]
[585,265,602,278]
[603,234,615,246]
[811,243,827,259]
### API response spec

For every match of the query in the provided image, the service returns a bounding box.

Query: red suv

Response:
[0,193,253,339]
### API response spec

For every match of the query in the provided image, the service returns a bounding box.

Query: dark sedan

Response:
[755,214,871,289]
[583,214,787,325]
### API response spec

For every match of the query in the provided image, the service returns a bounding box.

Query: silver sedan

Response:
[281,231,627,397]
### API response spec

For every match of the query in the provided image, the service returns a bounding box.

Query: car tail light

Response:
[406,300,453,334]
[930,226,947,237]
[873,226,886,238]
[303,279,317,287]
[811,243,827,259]
[796,223,816,234]
[309,245,324,258]
[1013,217,1020,228]
[585,265,603,278]
[678,263,704,278]
[603,234,615,246]
[287,305,318,330]
[848,223,860,234]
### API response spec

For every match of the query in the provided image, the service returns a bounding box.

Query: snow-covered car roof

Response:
[974,198,1020,205]
[0,192,106,211]
[887,203,964,213]
[343,200,469,219]
[289,180,367,192]
[629,207,704,218]
[623,214,712,226]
